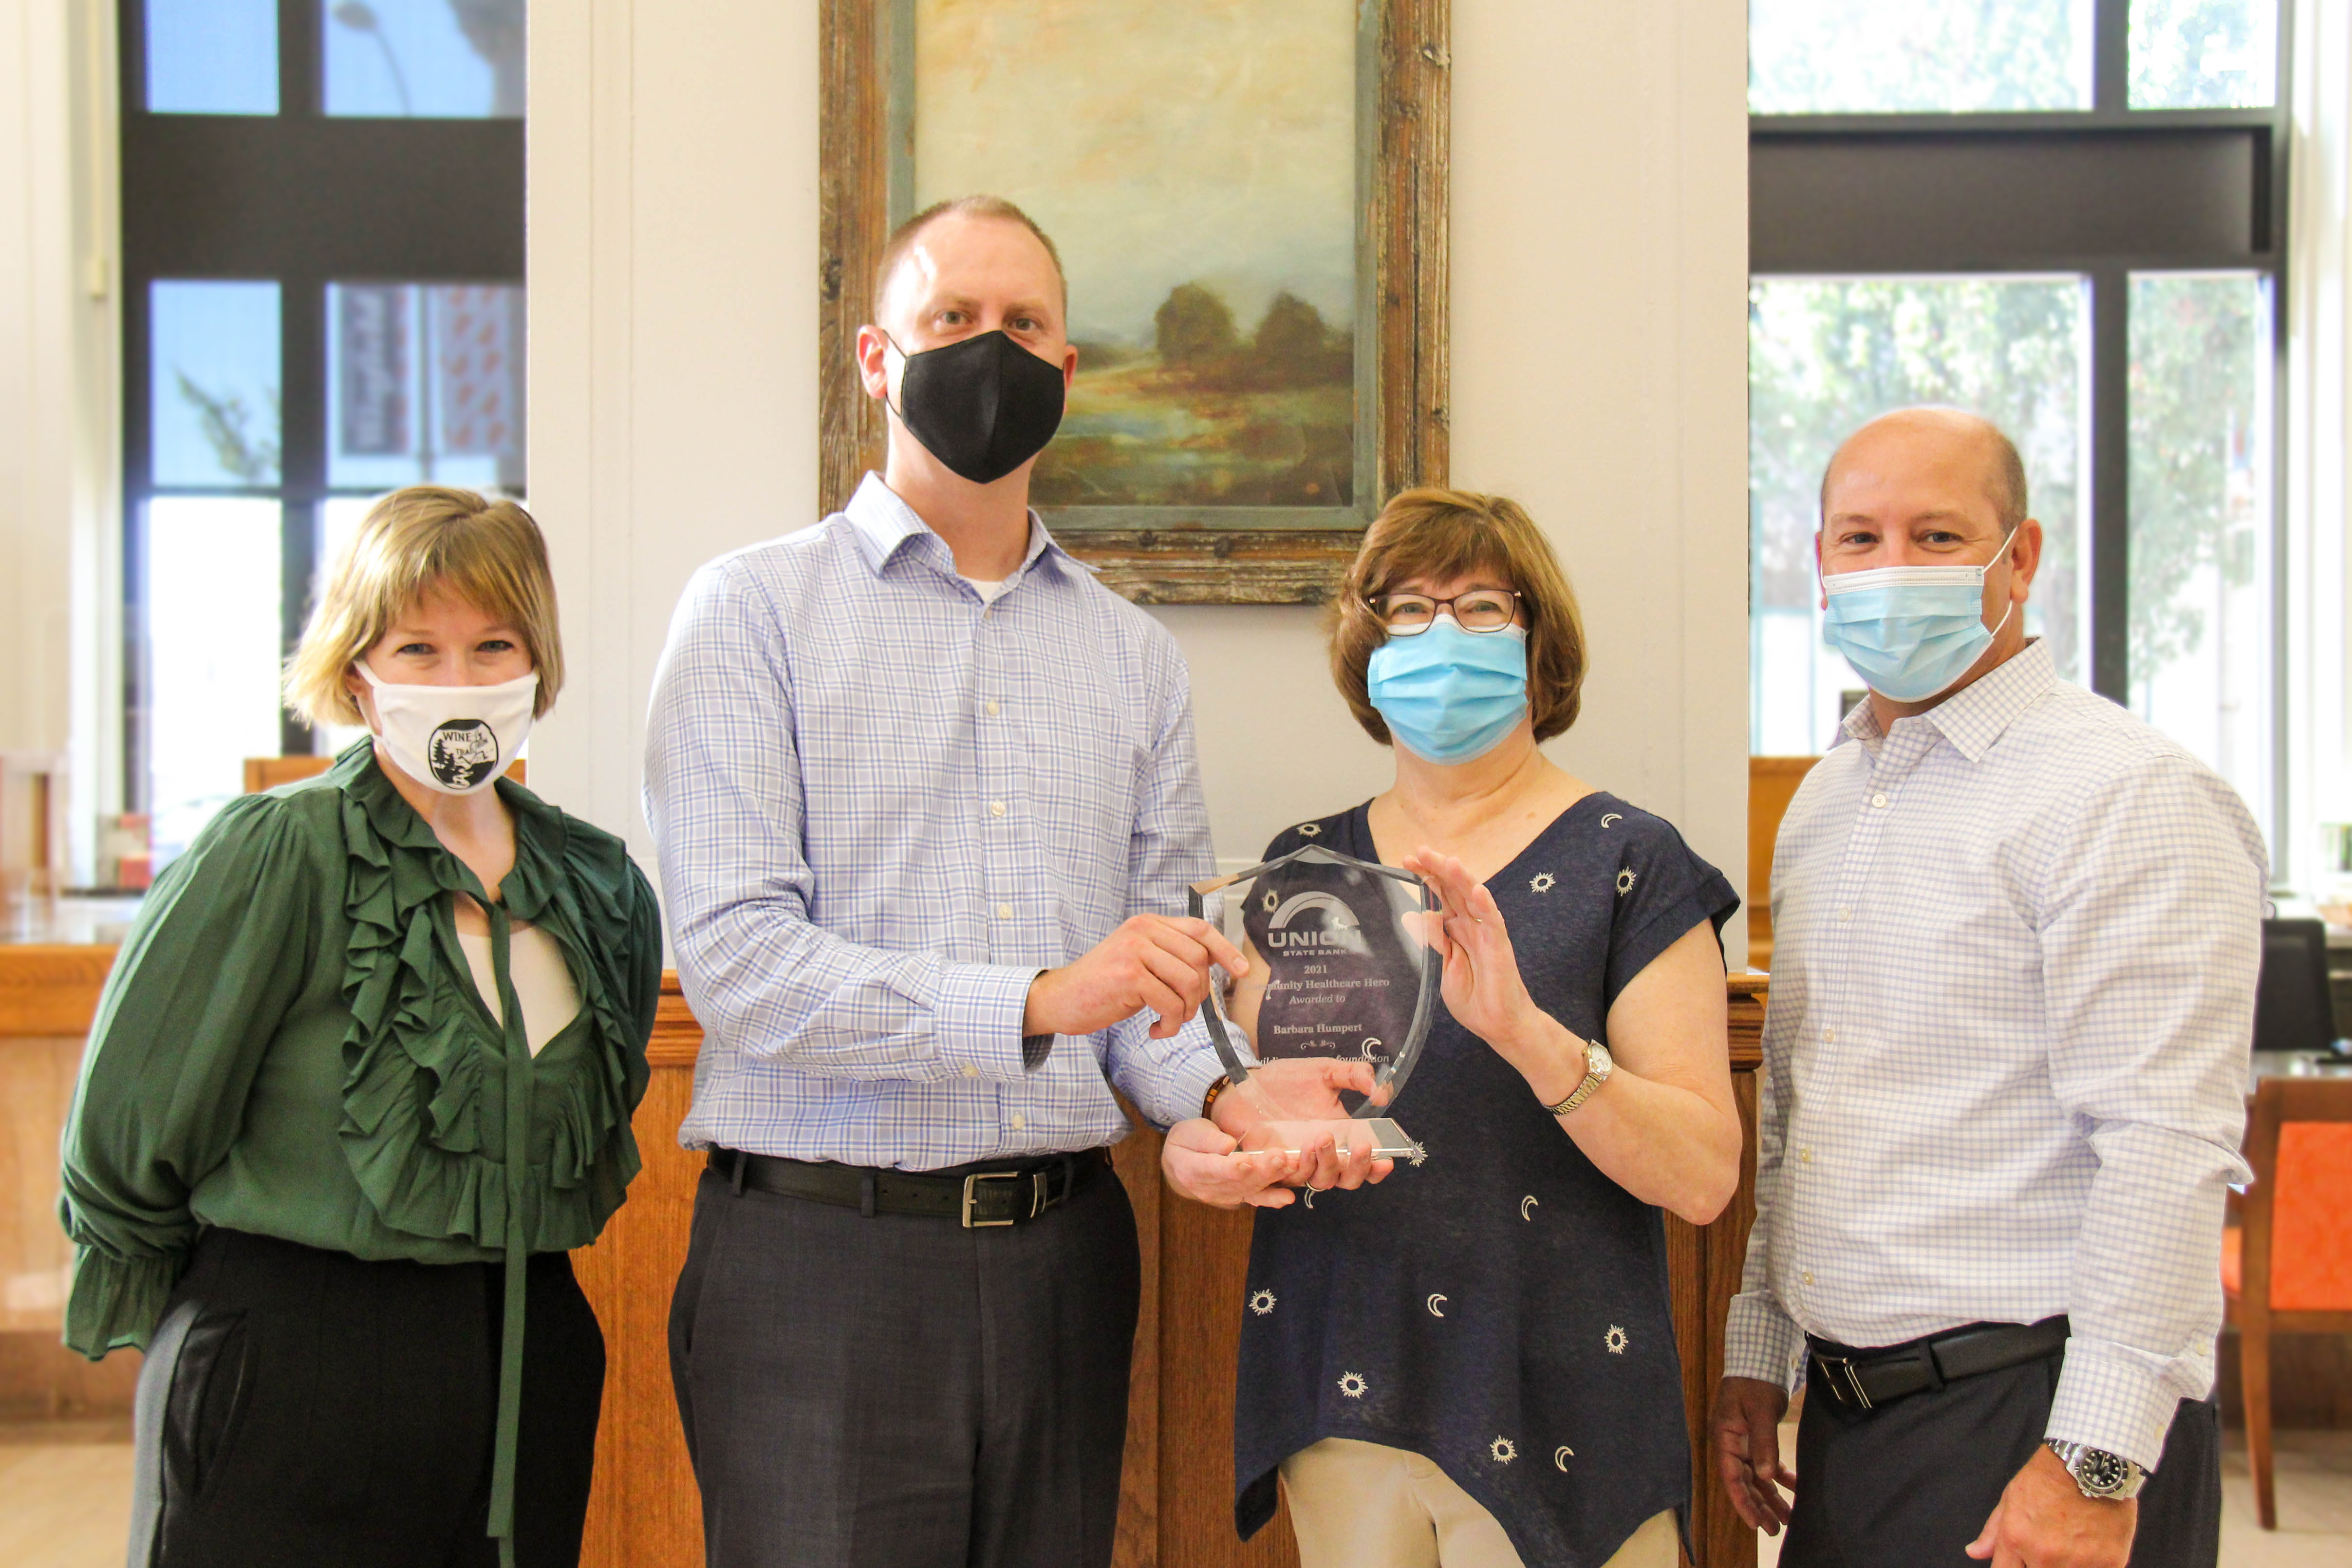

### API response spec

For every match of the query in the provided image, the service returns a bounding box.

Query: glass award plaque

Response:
[1189,845,1441,1163]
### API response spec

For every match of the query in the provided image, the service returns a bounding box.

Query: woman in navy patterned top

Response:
[1210,489,1743,1568]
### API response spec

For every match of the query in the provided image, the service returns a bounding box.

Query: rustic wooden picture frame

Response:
[818,0,1449,605]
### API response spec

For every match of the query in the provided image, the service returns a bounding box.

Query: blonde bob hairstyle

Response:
[1329,487,1588,747]
[283,486,563,729]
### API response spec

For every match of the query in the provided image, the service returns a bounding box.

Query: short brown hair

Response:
[283,486,563,728]
[1329,488,1588,746]
[872,194,1068,318]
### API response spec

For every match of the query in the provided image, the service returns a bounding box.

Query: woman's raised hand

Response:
[1400,849,1548,1064]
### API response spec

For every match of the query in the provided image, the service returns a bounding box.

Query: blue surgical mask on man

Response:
[1366,619,1531,764]
[1819,528,2018,703]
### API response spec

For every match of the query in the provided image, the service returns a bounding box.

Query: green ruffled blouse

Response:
[57,741,659,1556]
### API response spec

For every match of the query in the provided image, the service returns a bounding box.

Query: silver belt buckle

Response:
[962,1171,1020,1228]
[1817,1353,1874,1410]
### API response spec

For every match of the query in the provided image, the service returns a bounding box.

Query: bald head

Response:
[1820,408,2028,536]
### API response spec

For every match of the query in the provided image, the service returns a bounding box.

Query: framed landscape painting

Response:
[819,0,1449,603]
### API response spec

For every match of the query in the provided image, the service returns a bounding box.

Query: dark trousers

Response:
[130,1228,605,1568]
[669,1159,1140,1568]
[1781,1349,2221,1568]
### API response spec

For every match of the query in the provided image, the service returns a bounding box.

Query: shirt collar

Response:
[842,471,1093,587]
[1837,637,2057,763]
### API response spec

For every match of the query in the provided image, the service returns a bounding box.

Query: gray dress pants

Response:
[669,1158,1139,1568]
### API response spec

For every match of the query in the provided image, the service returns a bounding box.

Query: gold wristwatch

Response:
[1542,1039,1613,1117]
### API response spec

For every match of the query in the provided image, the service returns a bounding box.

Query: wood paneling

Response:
[0,949,116,1039]
[8,958,1777,1563]
[1745,759,1817,971]
[572,1056,704,1568]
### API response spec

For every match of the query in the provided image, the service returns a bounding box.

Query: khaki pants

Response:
[1281,1437,1679,1568]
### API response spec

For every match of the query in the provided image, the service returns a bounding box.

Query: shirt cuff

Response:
[2046,1336,2205,1472]
[933,963,1047,1083]
[1724,1291,1810,1391]
[1135,1045,1227,1133]
[64,1246,183,1360]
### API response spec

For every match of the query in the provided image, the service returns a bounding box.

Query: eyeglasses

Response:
[1368,589,1524,635]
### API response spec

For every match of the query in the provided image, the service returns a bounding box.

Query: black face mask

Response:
[886,329,1066,485]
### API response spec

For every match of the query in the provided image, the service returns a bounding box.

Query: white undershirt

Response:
[456,924,582,1055]
[961,576,1012,605]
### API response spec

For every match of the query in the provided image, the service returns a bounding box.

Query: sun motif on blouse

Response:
[1262,888,1279,912]
[1529,872,1556,894]
[1615,868,1638,896]
[1249,1288,1277,1317]
[1337,1371,1369,1400]
[1490,1436,1518,1465]
[1606,1325,1630,1355]
[1296,822,1323,838]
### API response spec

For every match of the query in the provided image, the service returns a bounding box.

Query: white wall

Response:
[0,0,120,879]
[528,0,1755,955]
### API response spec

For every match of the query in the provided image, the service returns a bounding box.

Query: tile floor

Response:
[0,1421,2345,1566]
[1754,1427,2352,1568]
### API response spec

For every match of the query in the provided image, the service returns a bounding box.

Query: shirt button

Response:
[1009,1114,1026,1131]
[989,801,1007,818]
[1800,1148,1813,1163]
[986,700,1001,716]
[1823,1027,1837,1044]
[963,1064,979,1079]
[1870,792,1889,809]
[1802,1271,1814,1286]
[996,903,1013,920]
[1838,907,1852,922]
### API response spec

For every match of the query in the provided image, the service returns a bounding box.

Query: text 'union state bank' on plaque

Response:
[1189,845,1441,1161]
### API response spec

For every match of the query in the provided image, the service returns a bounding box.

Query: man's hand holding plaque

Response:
[1161,845,1441,1209]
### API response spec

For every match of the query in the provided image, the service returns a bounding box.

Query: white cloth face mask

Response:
[357,665,539,795]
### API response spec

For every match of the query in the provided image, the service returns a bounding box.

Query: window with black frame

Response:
[122,0,524,865]
[1748,0,2288,847]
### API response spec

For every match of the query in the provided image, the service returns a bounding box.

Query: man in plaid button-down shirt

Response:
[1713,410,2265,1568]
[646,197,1380,1568]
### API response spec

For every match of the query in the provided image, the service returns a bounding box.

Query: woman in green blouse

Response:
[60,487,662,1568]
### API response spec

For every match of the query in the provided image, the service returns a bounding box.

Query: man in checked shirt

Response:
[643,195,1386,1568]
[1712,409,2266,1568]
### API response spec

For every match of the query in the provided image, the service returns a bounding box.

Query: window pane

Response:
[146,0,278,114]
[326,283,525,492]
[143,498,285,866]
[1749,277,2088,754]
[2128,272,2272,836]
[1749,0,2093,113]
[151,280,281,489]
[2129,0,2278,108]
[322,0,525,118]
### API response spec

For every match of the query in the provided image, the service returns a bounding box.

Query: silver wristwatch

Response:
[2044,1440,2146,1501]
[1543,1039,1613,1116]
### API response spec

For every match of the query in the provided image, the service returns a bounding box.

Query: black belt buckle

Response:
[1814,1352,1874,1411]
[962,1169,1052,1228]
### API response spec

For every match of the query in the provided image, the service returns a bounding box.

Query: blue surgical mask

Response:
[1820,531,2017,703]
[1366,619,1531,764]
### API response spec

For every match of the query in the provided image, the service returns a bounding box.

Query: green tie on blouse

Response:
[58,741,661,1565]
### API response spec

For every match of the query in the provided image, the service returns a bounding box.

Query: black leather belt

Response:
[1808,1315,2070,1412]
[710,1147,1109,1228]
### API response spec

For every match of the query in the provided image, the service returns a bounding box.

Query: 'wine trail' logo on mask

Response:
[1265,890,1369,954]
[428,721,502,790]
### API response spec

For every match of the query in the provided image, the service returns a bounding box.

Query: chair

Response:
[243,755,525,793]
[2254,918,2342,1055]
[2222,1077,2352,1528]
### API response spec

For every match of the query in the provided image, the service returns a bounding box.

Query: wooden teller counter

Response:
[0,922,1770,1568]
